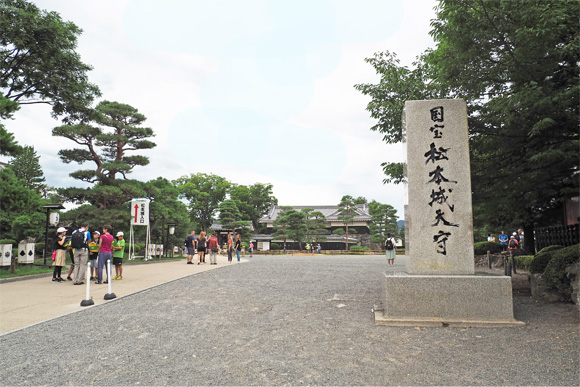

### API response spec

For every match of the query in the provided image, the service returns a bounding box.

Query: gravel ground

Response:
[1,255,578,386]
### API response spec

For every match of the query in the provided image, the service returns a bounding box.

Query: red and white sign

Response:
[131,199,150,226]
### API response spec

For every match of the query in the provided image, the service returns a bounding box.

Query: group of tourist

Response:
[185,231,244,265]
[488,229,524,251]
[52,222,126,285]
[305,243,321,254]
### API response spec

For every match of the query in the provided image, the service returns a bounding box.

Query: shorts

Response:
[198,248,206,253]
[113,257,123,266]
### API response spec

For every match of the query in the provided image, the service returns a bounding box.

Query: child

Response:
[88,231,100,281]
[112,231,125,280]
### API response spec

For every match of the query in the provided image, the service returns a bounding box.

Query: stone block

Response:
[375,272,523,327]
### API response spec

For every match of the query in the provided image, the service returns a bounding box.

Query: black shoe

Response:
[103,280,108,284]
[67,276,72,281]
[187,262,193,265]
[52,278,57,283]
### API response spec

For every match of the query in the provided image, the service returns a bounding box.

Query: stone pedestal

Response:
[376,99,522,327]
[375,273,523,327]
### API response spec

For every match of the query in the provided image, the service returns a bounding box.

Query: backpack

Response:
[71,230,86,249]
[385,239,394,251]
[184,238,188,248]
[509,239,517,248]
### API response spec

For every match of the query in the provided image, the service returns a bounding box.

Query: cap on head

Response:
[93,231,100,235]
[57,227,67,233]
[116,231,124,237]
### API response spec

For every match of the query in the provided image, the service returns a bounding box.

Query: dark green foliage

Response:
[514,255,534,271]
[530,245,564,273]
[10,145,46,193]
[0,239,16,245]
[369,200,399,244]
[350,245,371,251]
[0,0,100,122]
[537,245,564,254]
[271,243,280,250]
[473,241,503,255]
[543,244,580,301]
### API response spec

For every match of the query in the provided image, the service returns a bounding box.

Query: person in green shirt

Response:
[112,231,126,280]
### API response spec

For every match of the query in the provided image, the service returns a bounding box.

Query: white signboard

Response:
[18,243,35,264]
[147,244,156,256]
[155,245,163,256]
[0,244,12,266]
[131,199,150,226]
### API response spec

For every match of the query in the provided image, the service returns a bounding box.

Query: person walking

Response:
[227,234,233,263]
[112,231,125,280]
[52,227,68,283]
[96,225,114,284]
[71,222,91,285]
[234,234,242,263]
[249,242,254,257]
[197,231,207,264]
[185,230,197,265]
[88,231,100,281]
[385,232,397,266]
[208,233,219,265]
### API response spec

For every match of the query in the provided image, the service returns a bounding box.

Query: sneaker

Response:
[103,280,108,284]
[67,276,72,281]
[118,276,122,280]
[113,276,118,280]
[52,278,57,283]
[187,262,193,265]
[57,278,65,282]
[90,276,95,281]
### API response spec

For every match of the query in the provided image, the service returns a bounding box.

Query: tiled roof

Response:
[260,204,372,223]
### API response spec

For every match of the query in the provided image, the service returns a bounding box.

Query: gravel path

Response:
[1,255,578,386]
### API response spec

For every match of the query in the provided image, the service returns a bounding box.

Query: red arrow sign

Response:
[134,204,139,223]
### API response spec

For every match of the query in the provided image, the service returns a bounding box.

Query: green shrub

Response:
[543,244,580,301]
[529,245,564,273]
[537,245,564,254]
[349,245,364,251]
[473,241,503,255]
[514,255,534,271]
[271,243,280,250]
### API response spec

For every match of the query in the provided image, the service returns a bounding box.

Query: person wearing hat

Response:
[52,227,68,283]
[88,231,100,281]
[112,231,125,280]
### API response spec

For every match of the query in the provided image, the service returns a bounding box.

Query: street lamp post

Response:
[42,204,65,266]
[165,222,176,258]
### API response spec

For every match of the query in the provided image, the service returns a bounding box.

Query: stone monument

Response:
[375,99,523,327]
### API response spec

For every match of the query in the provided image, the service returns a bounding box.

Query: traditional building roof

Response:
[259,204,372,224]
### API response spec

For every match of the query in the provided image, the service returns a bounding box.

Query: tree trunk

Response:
[523,223,535,255]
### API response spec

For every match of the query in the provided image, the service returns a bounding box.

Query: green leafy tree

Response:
[218,199,251,236]
[368,200,399,244]
[228,183,278,232]
[173,173,230,231]
[53,101,155,209]
[337,195,356,250]
[355,0,579,253]
[9,145,46,194]
[0,166,45,241]
[0,0,100,122]
[302,208,327,244]
[273,206,307,250]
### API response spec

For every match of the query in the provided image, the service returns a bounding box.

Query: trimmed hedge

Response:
[543,244,580,301]
[473,241,503,255]
[349,245,371,251]
[514,255,534,271]
[0,239,16,246]
[529,245,564,273]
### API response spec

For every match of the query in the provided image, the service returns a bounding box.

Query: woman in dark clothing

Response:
[52,227,68,283]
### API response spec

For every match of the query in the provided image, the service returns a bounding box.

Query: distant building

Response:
[254,204,373,251]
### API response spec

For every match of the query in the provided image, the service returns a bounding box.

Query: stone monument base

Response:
[374,273,524,327]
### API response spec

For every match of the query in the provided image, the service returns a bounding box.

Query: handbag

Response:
[52,251,57,261]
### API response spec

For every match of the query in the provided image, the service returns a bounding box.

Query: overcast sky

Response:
[4,0,438,218]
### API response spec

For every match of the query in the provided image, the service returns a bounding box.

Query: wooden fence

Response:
[535,224,579,251]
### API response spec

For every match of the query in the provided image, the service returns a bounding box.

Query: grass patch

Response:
[0,264,62,279]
